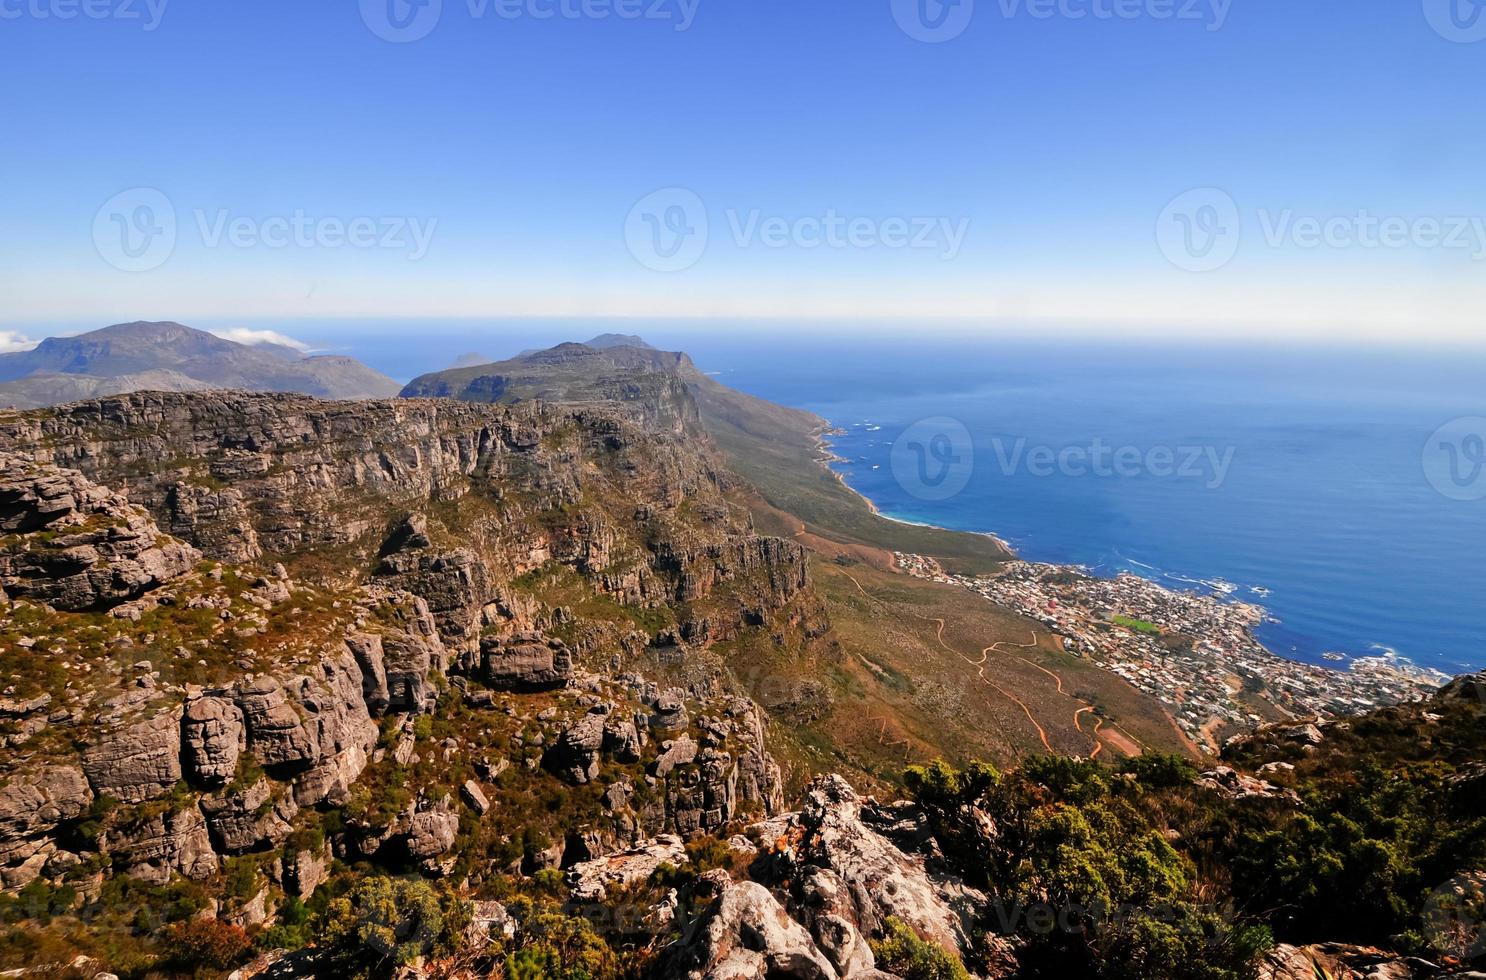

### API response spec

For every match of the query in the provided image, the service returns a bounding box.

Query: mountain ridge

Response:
[0,321,400,408]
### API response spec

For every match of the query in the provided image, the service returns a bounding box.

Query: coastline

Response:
[810,420,1451,750]
[809,424,1016,555]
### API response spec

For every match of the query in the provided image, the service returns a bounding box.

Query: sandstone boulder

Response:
[81,709,184,804]
[0,453,197,611]
[105,807,218,885]
[480,631,574,691]
[182,696,245,785]
[547,709,608,785]
[664,878,840,980]
[567,834,686,903]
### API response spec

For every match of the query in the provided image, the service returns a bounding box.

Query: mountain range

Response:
[0,321,400,408]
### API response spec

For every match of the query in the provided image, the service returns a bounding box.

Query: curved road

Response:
[836,568,1115,758]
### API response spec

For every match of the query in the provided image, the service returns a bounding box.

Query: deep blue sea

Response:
[246,320,1486,676]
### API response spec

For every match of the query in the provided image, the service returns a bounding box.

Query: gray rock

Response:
[603,718,643,763]
[0,453,198,611]
[200,780,296,853]
[759,775,987,965]
[235,677,318,768]
[105,807,218,885]
[665,879,839,979]
[649,691,689,733]
[81,709,184,804]
[653,736,699,778]
[547,710,608,785]
[403,805,459,867]
[0,766,93,888]
[461,780,491,816]
[567,834,686,903]
[480,632,574,691]
[182,696,245,785]
[282,846,329,898]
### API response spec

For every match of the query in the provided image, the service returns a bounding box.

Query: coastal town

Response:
[894,552,1450,752]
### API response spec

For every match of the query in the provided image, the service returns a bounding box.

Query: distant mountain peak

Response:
[583,333,653,350]
[0,320,400,407]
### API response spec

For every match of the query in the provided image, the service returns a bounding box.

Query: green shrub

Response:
[322,876,469,970]
[869,917,970,980]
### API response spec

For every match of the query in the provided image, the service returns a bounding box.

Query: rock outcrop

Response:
[81,709,185,804]
[0,453,197,611]
[0,766,93,889]
[666,877,843,980]
[481,632,574,691]
[1258,943,1430,980]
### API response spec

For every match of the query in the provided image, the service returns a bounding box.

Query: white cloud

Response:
[208,327,312,352]
[0,331,38,354]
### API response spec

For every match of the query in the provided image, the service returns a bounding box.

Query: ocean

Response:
[277,321,1486,677]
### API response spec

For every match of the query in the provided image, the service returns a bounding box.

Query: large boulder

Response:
[182,696,245,785]
[664,878,842,980]
[81,709,184,804]
[0,766,93,889]
[402,804,460,874]
[480,631,574,691]
[547,708,608,785]
[567,834,686,903]
[200,780,296,853]
[105,807,218,885]
[758,775,987,967]
[0,453,197,611]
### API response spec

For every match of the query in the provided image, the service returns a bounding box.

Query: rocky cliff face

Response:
[0,396,800,938]
[0,391,808,658]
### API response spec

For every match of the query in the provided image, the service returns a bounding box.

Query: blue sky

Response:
[2,0,1484,344]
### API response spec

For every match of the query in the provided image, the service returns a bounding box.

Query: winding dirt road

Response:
[835,567,1120,758]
